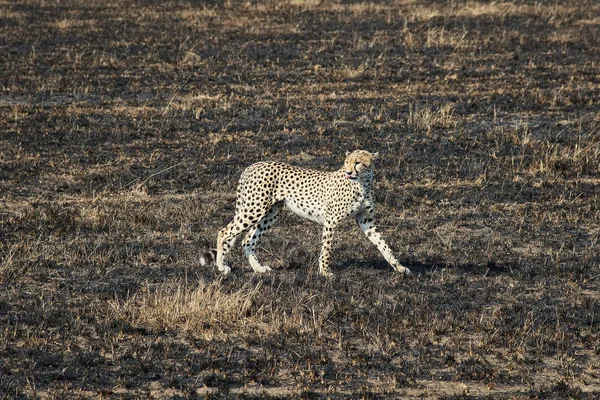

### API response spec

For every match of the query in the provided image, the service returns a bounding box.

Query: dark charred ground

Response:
[1,0,599,398]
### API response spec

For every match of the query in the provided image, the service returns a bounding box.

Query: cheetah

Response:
[200,150,411,277]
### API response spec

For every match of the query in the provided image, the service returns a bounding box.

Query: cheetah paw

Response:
[218,264,231,276]
[319,269,334,279]
[252,265,272,273]
[394,264,411,275]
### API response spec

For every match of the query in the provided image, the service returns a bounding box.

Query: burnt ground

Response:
[1,0,599,398]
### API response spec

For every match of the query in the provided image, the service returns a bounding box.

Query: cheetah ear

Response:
[372,152,379,160]
[346,151,350,157]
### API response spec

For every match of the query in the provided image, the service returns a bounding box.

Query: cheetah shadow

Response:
[336,259,511,277]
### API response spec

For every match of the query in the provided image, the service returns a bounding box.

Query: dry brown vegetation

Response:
[1,0,600,398]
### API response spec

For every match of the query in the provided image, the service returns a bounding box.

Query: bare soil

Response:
[1,0,599,398]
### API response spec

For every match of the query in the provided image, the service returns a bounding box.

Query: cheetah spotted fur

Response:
[200,150,411,277]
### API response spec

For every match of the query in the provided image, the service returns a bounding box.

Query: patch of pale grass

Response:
[111,278,336,340]
[426,27,469,50]
[408,103,457,133]
[336,64,368,80]
[53,18,95,30]
[404,5,443,23]
[345,2,388,16]
[0,236,43,284]
[0,243,20,283]
[451,1,518,17]
[530,139,600,177]
[179,7,218,23]
[112,280,265,339]
[403,1,580,23]
[287,0,321,9]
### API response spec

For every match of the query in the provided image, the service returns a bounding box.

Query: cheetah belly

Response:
[284,199,325,225]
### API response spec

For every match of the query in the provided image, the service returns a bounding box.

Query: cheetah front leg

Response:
[318,223,336,278]
[356,212,411,275]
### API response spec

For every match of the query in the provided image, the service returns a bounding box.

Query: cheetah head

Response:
[343,150,379,181]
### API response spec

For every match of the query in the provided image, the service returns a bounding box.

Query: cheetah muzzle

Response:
[200,150,411,277]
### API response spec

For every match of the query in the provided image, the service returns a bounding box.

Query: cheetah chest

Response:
[346,191,372,217]
[326,184,374,222]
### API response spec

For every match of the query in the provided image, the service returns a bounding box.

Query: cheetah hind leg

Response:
[215,222,243,275]
[242,202,282,273]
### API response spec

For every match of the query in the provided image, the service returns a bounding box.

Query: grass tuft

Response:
[112,280,264,339]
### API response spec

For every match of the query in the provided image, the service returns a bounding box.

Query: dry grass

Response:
[113,280,265,340]
[1,0,600,398]
[112,277,350,345]
[407,103,457,133]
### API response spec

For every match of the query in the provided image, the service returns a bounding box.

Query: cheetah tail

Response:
[200,249,217,266]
